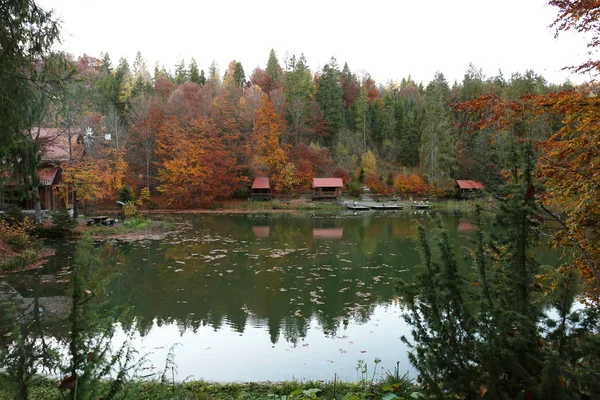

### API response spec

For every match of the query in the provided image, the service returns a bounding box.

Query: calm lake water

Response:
[10,211,560,382]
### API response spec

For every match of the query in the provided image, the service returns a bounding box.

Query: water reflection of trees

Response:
[52,214,470,344]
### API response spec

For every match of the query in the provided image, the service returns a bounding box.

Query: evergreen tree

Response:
[199,69,207,86]
[131,51,152,97]
[189,58,201,84]
[283,54,315,143]
[233,61,246,87]
[419,72,457,184]
[315,57,343,145]
[399,136,600,398]
[266,48,281,88]
[175,58,187,85]
[354,86,369,150]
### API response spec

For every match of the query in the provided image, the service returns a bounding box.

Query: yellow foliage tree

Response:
[359,150,377,176]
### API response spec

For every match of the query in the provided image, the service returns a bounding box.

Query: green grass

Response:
[0,376,421,400]
[239,199,344,213]
[85,217,171,237]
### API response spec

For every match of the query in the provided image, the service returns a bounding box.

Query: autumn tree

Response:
[156,117,242,207]
[249,95,289,183]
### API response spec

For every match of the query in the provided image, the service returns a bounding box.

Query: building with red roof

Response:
[1,128,77,210]
[250,177,271,201]
[312,177,343,200]
[456,180,485,198]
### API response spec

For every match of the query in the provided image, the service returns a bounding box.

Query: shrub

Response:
[118,185,135,203]
[122,201,138,220]
[0,219,34,252]
[2,204,25,224]
[51,207,77,233]
[347,181,361,197]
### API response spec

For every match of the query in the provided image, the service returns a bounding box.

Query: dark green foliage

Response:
[233,61,246,87]
[399,140,600,398]
[2,204,25,224]
[118,185,135,203]
[51,207,77,233]
[175,58,187,85]
[198,69,207,86]
[347,181,361,196]
[266,48,281,86]
[386,173,394,188]
[316,57,344,144]
[189,58,201,85]
[358,168,365,183]
[60,235,137,399]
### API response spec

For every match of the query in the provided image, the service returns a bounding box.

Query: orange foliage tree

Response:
[249,95,288,179]
[365,174,392,195]
[394,173,427,196]
[156,118,242,207]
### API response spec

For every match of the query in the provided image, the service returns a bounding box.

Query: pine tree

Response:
[189,58,201,84]
[316,57,343,145]
[419,72,457,184]
[175,58,187,85]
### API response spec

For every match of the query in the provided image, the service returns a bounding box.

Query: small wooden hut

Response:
[456,180,485,198]
[251,177,271,201]
[312,178,343,200]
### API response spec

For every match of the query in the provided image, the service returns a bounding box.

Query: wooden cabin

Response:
[251,177,271,201]
[456,180,485,198]
[312,178,343,200]
[1,128,75,211]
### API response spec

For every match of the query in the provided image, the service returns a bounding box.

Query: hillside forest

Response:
[2,46,575,208]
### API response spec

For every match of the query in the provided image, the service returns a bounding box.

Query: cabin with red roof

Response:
[312,177,343,200]
[1,128,75,211]
[250,177,271,201]
[456,180,485,198]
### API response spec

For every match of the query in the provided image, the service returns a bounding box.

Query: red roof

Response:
[456,180,485,189]
[312,178,343,188]
[37,167,58,186]
[251,177,270,189]
[33,128,79,162]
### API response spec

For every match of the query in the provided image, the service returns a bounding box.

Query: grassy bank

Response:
[0,376,420,400]
[221,199,345,213]
[82,217,178,240]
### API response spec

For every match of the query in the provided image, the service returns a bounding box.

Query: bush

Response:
[51,207,77,233]
[2,204,25,224]
[118,185,135,203]
[122,201,138,220]
[0,219,34,252]
[347,181,361,197]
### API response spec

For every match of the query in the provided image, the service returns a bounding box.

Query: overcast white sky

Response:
[38,0,589,86]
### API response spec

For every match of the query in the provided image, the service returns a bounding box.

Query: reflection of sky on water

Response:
[30,212,564,381]
[113,302,415,382]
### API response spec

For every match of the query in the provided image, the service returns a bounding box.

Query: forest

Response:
[0,35,574,210]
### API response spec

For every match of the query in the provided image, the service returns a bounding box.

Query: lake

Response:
[7,211,558,382]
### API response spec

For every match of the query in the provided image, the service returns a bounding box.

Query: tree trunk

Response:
[72,190,78,219]
[32,185,42,225]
